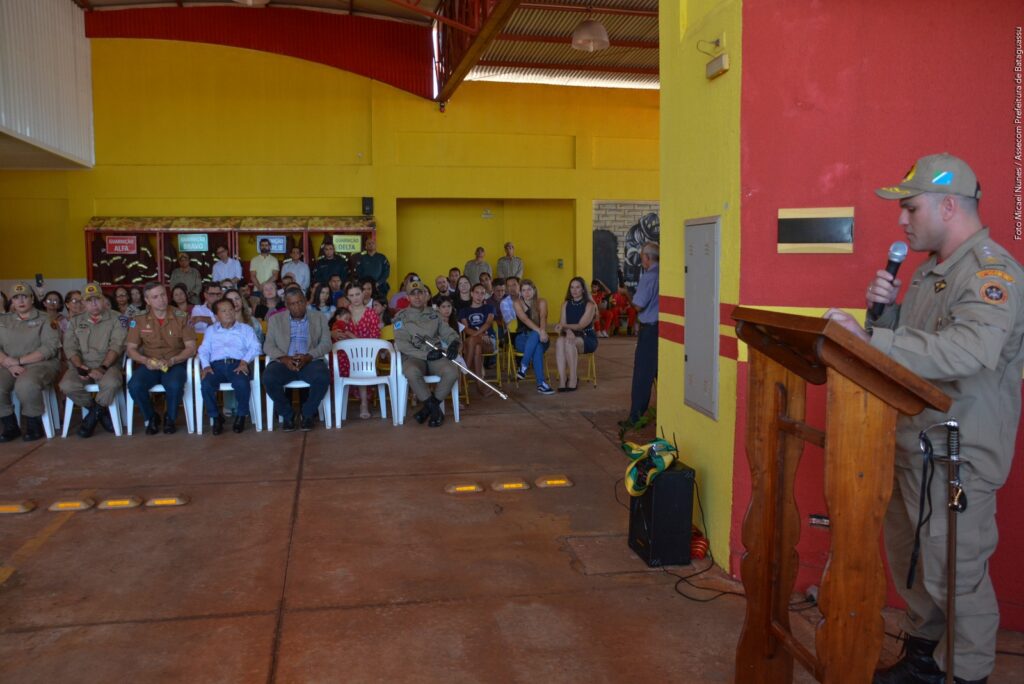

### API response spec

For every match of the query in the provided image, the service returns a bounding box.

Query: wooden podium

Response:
[731,307,950,683]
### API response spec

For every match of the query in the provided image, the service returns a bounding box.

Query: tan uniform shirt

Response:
[125,309,196,359]
[169,268,202,301]
[63,310,127,367]
[869,228,1024,486]
[496,255,524,280]
[0,309,60,360]
[393,306,459,360]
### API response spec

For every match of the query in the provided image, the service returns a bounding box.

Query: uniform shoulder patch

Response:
[976,269,1014,283]
[394,320,403,330]
[129,319,137,328]
[980,281,1008,304]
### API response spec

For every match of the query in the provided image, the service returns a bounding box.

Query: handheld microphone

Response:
[870,241,908,318]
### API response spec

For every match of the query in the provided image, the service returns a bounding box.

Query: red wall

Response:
[737,0,1024,629]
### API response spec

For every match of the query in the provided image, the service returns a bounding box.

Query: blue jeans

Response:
[629,323,658,422]
[514,330,550,384]
[201,360,252,418]
[128,363,187,422]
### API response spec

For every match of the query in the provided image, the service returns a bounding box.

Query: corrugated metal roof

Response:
[71,0,660,92]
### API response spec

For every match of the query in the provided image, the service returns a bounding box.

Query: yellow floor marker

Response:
[0,501,36,515]
[445,482,484,494]
[48,499,95,512]
[97,496,143,510]
[535,475,574,489]
[491,479,530,492]
[145,495,190,507]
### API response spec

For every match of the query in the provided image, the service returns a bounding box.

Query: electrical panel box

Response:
[684,216,721,420]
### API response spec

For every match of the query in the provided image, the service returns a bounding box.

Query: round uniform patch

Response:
[980,281,1008,304]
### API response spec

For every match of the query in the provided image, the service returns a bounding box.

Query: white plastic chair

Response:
[394,352,460,425]
[124,357,196,435]
[264,355,332,431]
[332,339,398,427]
[12,386,61,439]
[193,357,264,434]
[61,386,127,438]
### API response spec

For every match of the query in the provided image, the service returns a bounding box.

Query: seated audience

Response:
[372,296,392,328]
[129,287,146,313]
[254,281,285,320]
[189,282,224,333]
[0,282,61,442]
[499,276,520,332]
[40,290,66,333]
[591,279,613,337]
[224,288,263,343]
[448,267,461,291]
[609,283,637,335]
[112,286,132,317]
[309,283,336,319]
[239,282,259,311]
[554,277,598,392]
[64,290,85,325]
[60,282,128,438]
[331,282,381,419]
[262,287,332,431]
[327,274,345,307]
[169,252,202,303]
[453,275,473,312]
[281,246,310,293]
[389,272,421,311]
[434,275,452,297]
[513,278,554,395]
[479,271,493,295]
[393,282,460,428]
[170,283,194,317]
[198,298,262,434]
[212,245,242,287]
[358,276,376,305]
[125,283,197,435]
[458,283,496,396]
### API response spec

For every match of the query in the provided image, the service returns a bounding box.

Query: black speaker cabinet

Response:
[362,196,374,216]
[628,461,694,567]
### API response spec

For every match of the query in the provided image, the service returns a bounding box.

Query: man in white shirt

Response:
[281,246,310,293]
[189,282,223,333]
[198,298,262,434]
[211,245,242,286]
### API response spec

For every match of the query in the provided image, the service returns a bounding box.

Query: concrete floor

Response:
[0,337,1020,683]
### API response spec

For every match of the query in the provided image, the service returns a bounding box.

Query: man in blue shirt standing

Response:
[624,242,659,426]
[198,298,262,434]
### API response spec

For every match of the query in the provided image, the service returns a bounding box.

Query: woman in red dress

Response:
[331,282,381,419]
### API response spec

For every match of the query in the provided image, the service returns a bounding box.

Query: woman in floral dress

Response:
[331,282,381,419]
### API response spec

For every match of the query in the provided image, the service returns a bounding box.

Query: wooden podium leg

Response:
[816,369,897,683]
[736,349,806,683]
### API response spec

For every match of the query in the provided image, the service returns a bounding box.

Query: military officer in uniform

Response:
[0,282,61,441]
[355,238,391,297]
[393,281,460,427]
[126,283,197,434]
[826,153,1024,684]
[59,282,128,438]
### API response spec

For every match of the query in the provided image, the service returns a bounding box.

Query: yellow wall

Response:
[398,199,575,302]
[0,38,658,296]
[658,0,743,563]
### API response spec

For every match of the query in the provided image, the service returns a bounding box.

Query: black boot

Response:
[413,400,432,425]
[873,635,942,683]
[99,411,115,434]
[232,416,246,433]
[211,415,225,436]
[428,396,444,428]
[145,413,161,435]
[0,414,21,442]
[77,409,100,438]
[22,416,45,442]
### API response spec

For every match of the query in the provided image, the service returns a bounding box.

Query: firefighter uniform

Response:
[0,282,61,438]
[392,283,460,423]
[125,308,196,430]
[868,154,1024,682]
[59,283,127,412]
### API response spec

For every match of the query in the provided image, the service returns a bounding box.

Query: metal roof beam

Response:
[438,0,522,101]
[378,0,479,33]
[497,33,656,49]
[518,3,657,18]
[477,59,657,75]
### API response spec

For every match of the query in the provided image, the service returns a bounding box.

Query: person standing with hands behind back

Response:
[824,153,1024,684]
[622,242,659,428]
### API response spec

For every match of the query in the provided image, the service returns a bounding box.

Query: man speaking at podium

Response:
[825,153,1024,684]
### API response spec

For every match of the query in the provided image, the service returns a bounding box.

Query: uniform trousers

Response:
[263,359,329,420]
[200,360,252,418]
[0,362,59,418]
[128,363,187,422]
[60,367,124,409]
[401,357,459,401]
[885,462,998,680]
[628,322,658,422]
